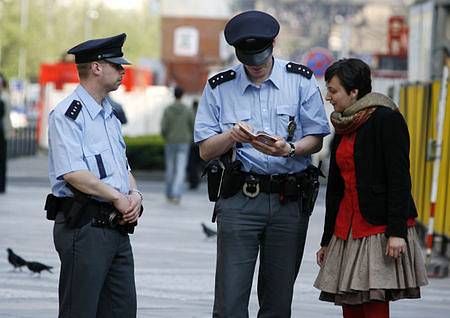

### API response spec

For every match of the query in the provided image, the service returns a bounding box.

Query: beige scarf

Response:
[330,92,398,135]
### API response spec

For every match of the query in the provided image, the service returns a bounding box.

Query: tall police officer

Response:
[194,11,330,317]
[47,33,143,318]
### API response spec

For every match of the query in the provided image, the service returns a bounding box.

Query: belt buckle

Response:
[242,175,260,198]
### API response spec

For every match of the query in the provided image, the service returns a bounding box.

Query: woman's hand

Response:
[386,236,407,258]
[316,246,328,267]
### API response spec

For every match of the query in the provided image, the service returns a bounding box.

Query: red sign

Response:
[303,47,335,78]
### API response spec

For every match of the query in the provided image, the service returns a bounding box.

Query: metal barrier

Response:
[399,82,450,256]
[7,123,38,159]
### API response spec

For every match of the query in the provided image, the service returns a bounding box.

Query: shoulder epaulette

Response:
[285,62,313,79]
[208,70,236,89]
[65,100,82,120]
[112,108,119,119]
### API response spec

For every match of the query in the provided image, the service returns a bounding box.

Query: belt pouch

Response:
[44,194,59,221]
[221,161,244,199]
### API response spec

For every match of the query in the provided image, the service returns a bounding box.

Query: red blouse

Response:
[334,132,415,240]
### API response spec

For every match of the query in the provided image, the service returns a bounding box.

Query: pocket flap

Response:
[83,142,110,156]
[276,104,296,116]
[221,109,251,124]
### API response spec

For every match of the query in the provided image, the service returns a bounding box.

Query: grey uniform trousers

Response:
[53,212,137,318]
[212,192,310,318]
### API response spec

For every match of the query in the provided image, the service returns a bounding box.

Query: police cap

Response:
[67,33,131,65]
[224,11,280,66]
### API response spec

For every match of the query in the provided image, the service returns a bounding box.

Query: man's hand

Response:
[386,236,407,258]
[250,138,291,157]
[316,246,328,267]
[120,192,142,224]
[112,193,131,215]
[229,122,255,143]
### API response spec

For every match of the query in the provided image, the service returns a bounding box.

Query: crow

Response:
[6,248,27,271]
[26,261,53,275]
[201,222,217,238]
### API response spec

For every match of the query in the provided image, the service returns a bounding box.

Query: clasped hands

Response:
[112,192,142,225]
[229,122,291,157]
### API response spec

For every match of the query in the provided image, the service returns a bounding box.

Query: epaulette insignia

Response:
[286,62,313,79]
[65,100,82,120]
[208,70,236,89]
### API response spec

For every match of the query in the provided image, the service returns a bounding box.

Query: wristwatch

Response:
[284,142,296,158]
[129,189,144,201]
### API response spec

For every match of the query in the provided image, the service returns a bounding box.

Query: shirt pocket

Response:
[276,104,296,136]
[83,142,115,179]
[220,109,251,130]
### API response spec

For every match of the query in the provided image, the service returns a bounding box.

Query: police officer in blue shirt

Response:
[194,11,330,317]
[47,33,143,318]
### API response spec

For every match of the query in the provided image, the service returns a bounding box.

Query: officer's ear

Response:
[91,61,103,76]
[272,38,276,48]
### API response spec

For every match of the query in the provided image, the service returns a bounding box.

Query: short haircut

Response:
[324,58,372,99]
[174,86,184,99]
[76,63,91,80]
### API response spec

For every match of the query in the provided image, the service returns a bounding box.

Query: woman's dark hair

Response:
[324,58,372,99]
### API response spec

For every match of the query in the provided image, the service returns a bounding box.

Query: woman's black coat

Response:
[321,107,417,246]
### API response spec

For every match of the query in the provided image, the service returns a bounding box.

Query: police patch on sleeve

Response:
[285,62,313,79]
[208,70,236,89]
[65,100,82,120]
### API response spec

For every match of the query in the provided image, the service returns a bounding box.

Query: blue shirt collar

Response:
[237,58,282,94]
[75,85,113,119]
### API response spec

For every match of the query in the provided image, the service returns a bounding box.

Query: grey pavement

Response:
[1,154,449,317]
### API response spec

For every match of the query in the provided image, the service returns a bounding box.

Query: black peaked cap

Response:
[67,33,131,65]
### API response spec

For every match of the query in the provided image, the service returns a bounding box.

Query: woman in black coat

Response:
[314,59,427,318]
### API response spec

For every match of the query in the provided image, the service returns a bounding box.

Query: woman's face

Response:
[325,75,358,113]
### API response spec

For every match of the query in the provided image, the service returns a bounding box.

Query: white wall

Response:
[160,0,232,18]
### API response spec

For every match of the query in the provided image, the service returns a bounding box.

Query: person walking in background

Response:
[194,10,330,317]
[0,73,13,193]
[160,86,194,204]
[187,99,203,190]
[314,58,428,318]
[47,33,143,318]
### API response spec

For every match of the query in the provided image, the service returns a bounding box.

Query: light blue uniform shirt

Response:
[48,85,130,198]
[194,58,330,174]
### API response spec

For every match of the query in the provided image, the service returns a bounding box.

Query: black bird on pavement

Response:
[26,261,53,275]
[201,222,217,238]
[6,248,27,271]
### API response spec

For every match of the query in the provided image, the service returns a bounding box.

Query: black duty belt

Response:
[48,195,135,234]
[240,171,305,195]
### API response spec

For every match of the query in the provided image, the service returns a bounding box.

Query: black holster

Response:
[203,150,243,202]
[221,160,244,198]
[298,163,324,215]
[203,159,226,202]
